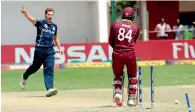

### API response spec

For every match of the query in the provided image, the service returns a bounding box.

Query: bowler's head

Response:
[45,8,54,23]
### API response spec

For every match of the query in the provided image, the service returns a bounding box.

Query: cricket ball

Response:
[174,100,179,105]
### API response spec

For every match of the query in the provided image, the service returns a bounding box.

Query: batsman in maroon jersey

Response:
[109,7,140,107]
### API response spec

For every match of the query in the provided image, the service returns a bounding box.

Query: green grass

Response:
[1,65,195,92]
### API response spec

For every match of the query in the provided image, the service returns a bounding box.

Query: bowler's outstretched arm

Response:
[21,5,36,25]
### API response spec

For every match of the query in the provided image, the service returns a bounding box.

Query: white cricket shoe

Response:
[127,98,136,107]
[46,88,58,97]
[20,77,26,89]
[114,93,123,106]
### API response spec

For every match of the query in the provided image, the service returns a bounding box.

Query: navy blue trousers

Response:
[23,47,55,90]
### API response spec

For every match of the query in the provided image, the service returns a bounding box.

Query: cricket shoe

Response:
[20,76,26,89]
[127,98,136,107]
[114,93,123,106]
[46,88,58,97]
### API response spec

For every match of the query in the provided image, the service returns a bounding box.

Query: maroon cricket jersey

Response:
[109,20,140,54]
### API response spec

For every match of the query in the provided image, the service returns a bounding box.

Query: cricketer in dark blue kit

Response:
[20,5,64,97]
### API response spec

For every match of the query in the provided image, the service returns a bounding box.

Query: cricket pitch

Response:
[2,85,195,112]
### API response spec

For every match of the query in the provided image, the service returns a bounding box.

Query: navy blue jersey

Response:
[35,19,57,47]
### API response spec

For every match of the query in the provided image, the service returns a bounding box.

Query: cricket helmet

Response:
[122,7,135,20]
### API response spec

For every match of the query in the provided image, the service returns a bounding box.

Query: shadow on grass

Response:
[17,95,46,98]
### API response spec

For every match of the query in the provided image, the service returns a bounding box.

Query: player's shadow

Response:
[97,105,150,109]
[97,105,115,108]
[97,105,133,108]
[17,95,46,98]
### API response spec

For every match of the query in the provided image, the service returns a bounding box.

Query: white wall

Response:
[98,0,109,42]
[2,1,99,45]
[89,1,99,42]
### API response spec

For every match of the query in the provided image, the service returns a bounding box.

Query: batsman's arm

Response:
[135,27,140,42]
[108,23,115,48]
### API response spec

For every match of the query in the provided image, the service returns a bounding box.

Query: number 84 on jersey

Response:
[118,28,133,42]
